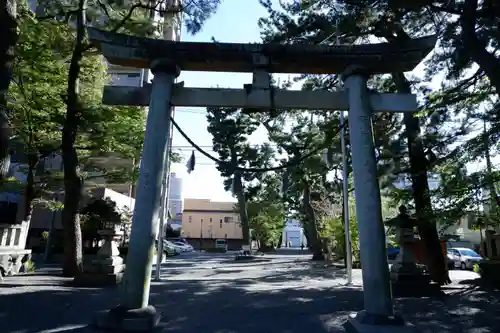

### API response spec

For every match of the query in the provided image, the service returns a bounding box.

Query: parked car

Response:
[164,240,186,253]
[163,244,179,256]
[447,247,483,270]
[172,241,194,252]
[167,237,189,245]
[387,244,400,260]
[158,240,180,256]
[446,251,456,270]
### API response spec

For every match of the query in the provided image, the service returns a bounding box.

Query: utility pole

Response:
[154,0,182,281]
[334,1,353,285]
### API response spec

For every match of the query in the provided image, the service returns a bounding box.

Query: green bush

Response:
[24,260,36,273]
[204,247,227,253]
[478,261,500,287]
[327,216,359,261]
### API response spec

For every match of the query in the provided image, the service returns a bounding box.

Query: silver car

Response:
[447,247,483,270]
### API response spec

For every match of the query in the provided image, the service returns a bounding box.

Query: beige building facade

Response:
[181,199,242,241]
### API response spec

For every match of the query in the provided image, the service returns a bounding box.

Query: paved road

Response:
[1,249,499,333]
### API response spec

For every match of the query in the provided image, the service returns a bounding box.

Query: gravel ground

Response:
[0,250,498,333]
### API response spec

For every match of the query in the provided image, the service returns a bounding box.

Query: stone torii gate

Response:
[88,27,435,332]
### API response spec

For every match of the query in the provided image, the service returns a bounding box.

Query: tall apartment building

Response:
[168,172,183,217]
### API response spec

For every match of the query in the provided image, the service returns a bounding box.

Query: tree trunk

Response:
[234,172,251,246]
[22,156,37,222]
[302,180,323,260]
[277,224,284,248]
[461,0,500,97]
[0,0,17,183]
[392,72,450,285]
[61,0,86,277]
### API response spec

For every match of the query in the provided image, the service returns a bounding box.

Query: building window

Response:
[224,216,233,223]
[188,216,192,223]
[201,219,204,223]
[220,220,222,228]
[209,218,212,223]
[127,72,141,78]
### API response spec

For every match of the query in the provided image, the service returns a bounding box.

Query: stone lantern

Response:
[74,211,126,286]
[386,205,439,296]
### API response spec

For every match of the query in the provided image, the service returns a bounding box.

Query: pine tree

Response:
[206,107,275,248]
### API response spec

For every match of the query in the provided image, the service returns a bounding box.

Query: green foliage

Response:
[7,7,149,214]
[326,216,359,261]
[80,197,126,238]
[246,173,285,249]
[24,260,36,273]
[257,0,500,250]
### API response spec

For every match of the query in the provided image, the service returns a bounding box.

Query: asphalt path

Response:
[0,249,498,333]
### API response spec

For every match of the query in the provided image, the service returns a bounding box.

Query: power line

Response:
[170,115,347,172]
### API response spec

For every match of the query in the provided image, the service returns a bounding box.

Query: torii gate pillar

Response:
[343,66,408,332]
[95,59,179,331]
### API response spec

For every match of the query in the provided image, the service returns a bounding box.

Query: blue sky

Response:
[170,0,272,202]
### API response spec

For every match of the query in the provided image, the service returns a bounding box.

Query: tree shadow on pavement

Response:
[1,271,500,333]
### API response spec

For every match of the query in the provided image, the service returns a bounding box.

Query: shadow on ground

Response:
[1,268,499,333]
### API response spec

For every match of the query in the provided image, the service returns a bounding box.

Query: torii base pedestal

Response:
[344,311,416,333]
[93,305,163,332]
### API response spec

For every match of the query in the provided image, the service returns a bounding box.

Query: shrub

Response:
[328,216,359,261]
[24,259,36,273]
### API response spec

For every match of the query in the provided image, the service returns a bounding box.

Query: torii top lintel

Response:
[87,28,436,75]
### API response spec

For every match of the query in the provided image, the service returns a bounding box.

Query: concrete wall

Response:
[181,199,242,240]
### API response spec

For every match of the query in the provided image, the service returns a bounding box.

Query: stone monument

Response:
[386,205,440,297]
[87,26,436,332]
